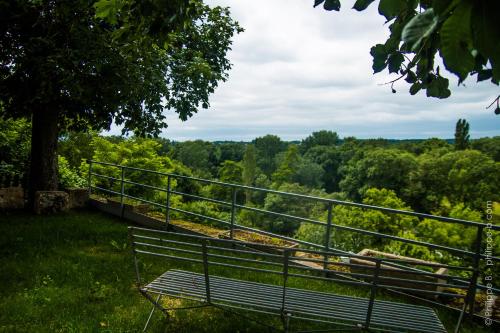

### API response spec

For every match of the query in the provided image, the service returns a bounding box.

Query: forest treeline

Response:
[1,119,499,265]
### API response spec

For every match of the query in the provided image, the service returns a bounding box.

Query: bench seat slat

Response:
[145,269,446,333]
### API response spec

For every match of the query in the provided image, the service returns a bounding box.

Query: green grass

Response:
[0,209,494,332]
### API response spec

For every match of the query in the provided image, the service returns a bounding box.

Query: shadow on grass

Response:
[0,209,495,333]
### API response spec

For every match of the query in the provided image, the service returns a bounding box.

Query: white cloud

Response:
[113,0,500,141]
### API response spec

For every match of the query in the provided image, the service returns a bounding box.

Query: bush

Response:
[58,156,86,189]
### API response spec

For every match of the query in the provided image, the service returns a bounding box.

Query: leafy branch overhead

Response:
[314,0,500,111]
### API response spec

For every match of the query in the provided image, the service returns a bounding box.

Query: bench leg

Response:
[143,293,162,332]
[282,313,291,333]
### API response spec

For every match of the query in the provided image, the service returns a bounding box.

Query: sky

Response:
[116,0,500,141]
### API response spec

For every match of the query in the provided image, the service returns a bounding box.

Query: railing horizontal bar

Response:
[89,160,496,230]
[289,254,474,272]
[374,283,467,298]
[90,186,121,196]
[132,234,202,248]
[207,245,284,259]
[122,194,165,209]
[287,263,468,289]
[286,272,371,287]
[90,172,120,182]
[134,249,203,264]
[122,179,167,193]
[206,261,283,276]
[170,190,231,207]
[326,222,477,257]
[288,257,470,281]
[134,241,202,256]
[207,253,283,268]
[234,224,325,250]
[235,204,327,226]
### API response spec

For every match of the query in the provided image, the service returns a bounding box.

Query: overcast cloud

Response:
[130,0,500,140]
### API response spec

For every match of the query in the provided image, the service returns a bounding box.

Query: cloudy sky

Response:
[153,0,499,141]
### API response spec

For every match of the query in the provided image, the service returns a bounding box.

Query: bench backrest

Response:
[129,226,473,326]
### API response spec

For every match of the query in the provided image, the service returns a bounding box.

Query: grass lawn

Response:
[0,209,495,332]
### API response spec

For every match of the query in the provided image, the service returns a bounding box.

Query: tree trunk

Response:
[28,106,59,208]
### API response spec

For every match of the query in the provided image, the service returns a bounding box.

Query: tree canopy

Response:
[314,0,500,113]
[0,0,241,204]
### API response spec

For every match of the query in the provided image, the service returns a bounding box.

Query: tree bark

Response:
[28,106,59,208]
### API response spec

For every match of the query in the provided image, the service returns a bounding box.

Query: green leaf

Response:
[314,0,325,7]
[94,0,118,25]
[405,70,417,83]
[353,0,376,11]
[323,0,341,11]
[432,0,454,15]
[378,0,406,21]
[426,76,451,99]
[477,69,492,82]
[388,52,404,74]
[401,9,438,52]
[409,82,421,95]
[440,2,474,82]
[370,44,388,73]
[471,2,500,82]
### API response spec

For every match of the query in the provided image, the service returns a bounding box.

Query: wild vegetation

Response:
[2,117,498,272]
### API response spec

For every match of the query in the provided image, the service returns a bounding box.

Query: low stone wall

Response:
[0,187,25,209]
[34,191,69,214]
[66,188,89,208]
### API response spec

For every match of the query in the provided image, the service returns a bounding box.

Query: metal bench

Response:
[129,226,471,332]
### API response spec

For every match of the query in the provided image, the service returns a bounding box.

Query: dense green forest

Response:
[1,118,499,266]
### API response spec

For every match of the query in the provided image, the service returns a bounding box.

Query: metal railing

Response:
[86,159,499,322]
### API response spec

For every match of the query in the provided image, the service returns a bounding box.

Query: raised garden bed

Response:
[145,211,225,237]
[107,197,150,213]
[350,249,448,297]
[218,229,299,255]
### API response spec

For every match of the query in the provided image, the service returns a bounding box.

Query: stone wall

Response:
[34,191,69,214]
[0,187,25,209]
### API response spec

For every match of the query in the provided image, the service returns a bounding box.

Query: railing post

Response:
[87,160,92,197]
[323,203,333,270]
[468,226,483,316]
[120,166,125,219]
[281,249,291,333]
[165,175,171,228]
[365,259,381,330]
[230,186,237,239]
[201,239,211,304]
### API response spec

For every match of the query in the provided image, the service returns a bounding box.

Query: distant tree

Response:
[296,188,417,252]
[471,137,500,162]
[300,130,339,153]
[58,131,96,169]
[408,150,500,212]
[242,145,257,202]
[218,143,246,163]
[454,119,470,150]
[304,146,342,192]
[339,149,418,201]
[272,145,301,185]
[208,160,244,202]
[173,140,213,177]
[253,135,287,176]
[219,160,243,184]
[415,138,451,155]
[293,159,325,189]
[261,183,327,236]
